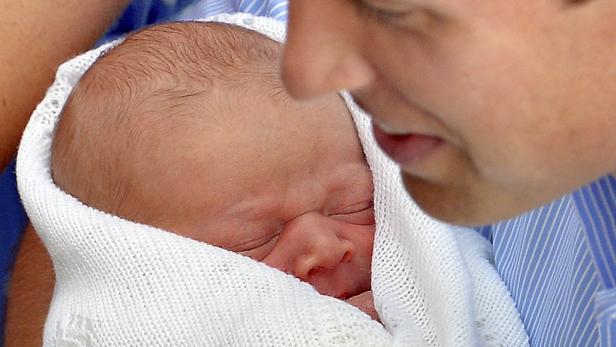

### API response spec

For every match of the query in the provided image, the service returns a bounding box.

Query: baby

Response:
[51,21,377,318]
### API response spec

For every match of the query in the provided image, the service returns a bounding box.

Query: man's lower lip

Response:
[372,123,443,166]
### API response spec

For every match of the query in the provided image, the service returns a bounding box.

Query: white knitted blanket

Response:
[16,14,528,347]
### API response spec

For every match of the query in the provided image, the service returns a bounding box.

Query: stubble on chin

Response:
[400,170,512,226]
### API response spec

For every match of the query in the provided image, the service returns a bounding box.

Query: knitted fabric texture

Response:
[16,13,528,346]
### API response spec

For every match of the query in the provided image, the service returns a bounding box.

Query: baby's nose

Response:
[286,213,355,281]
[293,238,355,282]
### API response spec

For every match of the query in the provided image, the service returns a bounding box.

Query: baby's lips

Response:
[336,291,349,300]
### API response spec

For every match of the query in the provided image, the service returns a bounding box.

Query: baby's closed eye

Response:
[329,201,375,226]
[236,232,280,260]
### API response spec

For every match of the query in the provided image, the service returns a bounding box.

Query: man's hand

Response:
[0,0,131,171]
[5,223,54,347]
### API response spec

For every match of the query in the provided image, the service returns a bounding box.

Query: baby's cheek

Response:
[260,240,293,275]
[346,224,375,259]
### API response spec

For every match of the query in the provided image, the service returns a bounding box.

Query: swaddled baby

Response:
[17,14,531,346]
[51,21,378,318]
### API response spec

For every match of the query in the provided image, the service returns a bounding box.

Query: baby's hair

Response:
[52,21,283,219]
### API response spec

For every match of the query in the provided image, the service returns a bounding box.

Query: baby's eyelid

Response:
[330,201,374,216]
[238,233,280,261]
[238,227,282,253]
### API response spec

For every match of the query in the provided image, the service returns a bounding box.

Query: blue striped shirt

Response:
[479,175,616,346]
[176,0,287,21]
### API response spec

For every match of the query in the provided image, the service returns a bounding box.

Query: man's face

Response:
[140,90,375,300]
[282,0,616,225]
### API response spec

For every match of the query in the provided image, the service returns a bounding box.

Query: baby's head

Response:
[52,22,374,300]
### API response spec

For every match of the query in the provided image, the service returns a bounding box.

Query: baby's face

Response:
[137,88,374,300]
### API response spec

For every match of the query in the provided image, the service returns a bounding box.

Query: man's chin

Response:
[400,171,518,226]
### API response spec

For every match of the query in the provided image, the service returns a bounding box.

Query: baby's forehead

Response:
[73,20,288,161]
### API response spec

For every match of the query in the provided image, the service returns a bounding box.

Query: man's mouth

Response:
[372,121,443,167]
[371,117,413,136]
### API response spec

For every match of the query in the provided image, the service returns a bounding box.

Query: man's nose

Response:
[282,0,375,100]
[285,213,355,281]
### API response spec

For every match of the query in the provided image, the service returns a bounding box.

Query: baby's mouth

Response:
[336,292,349,300]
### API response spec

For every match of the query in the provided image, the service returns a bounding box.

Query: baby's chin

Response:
[310,268,372,300]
